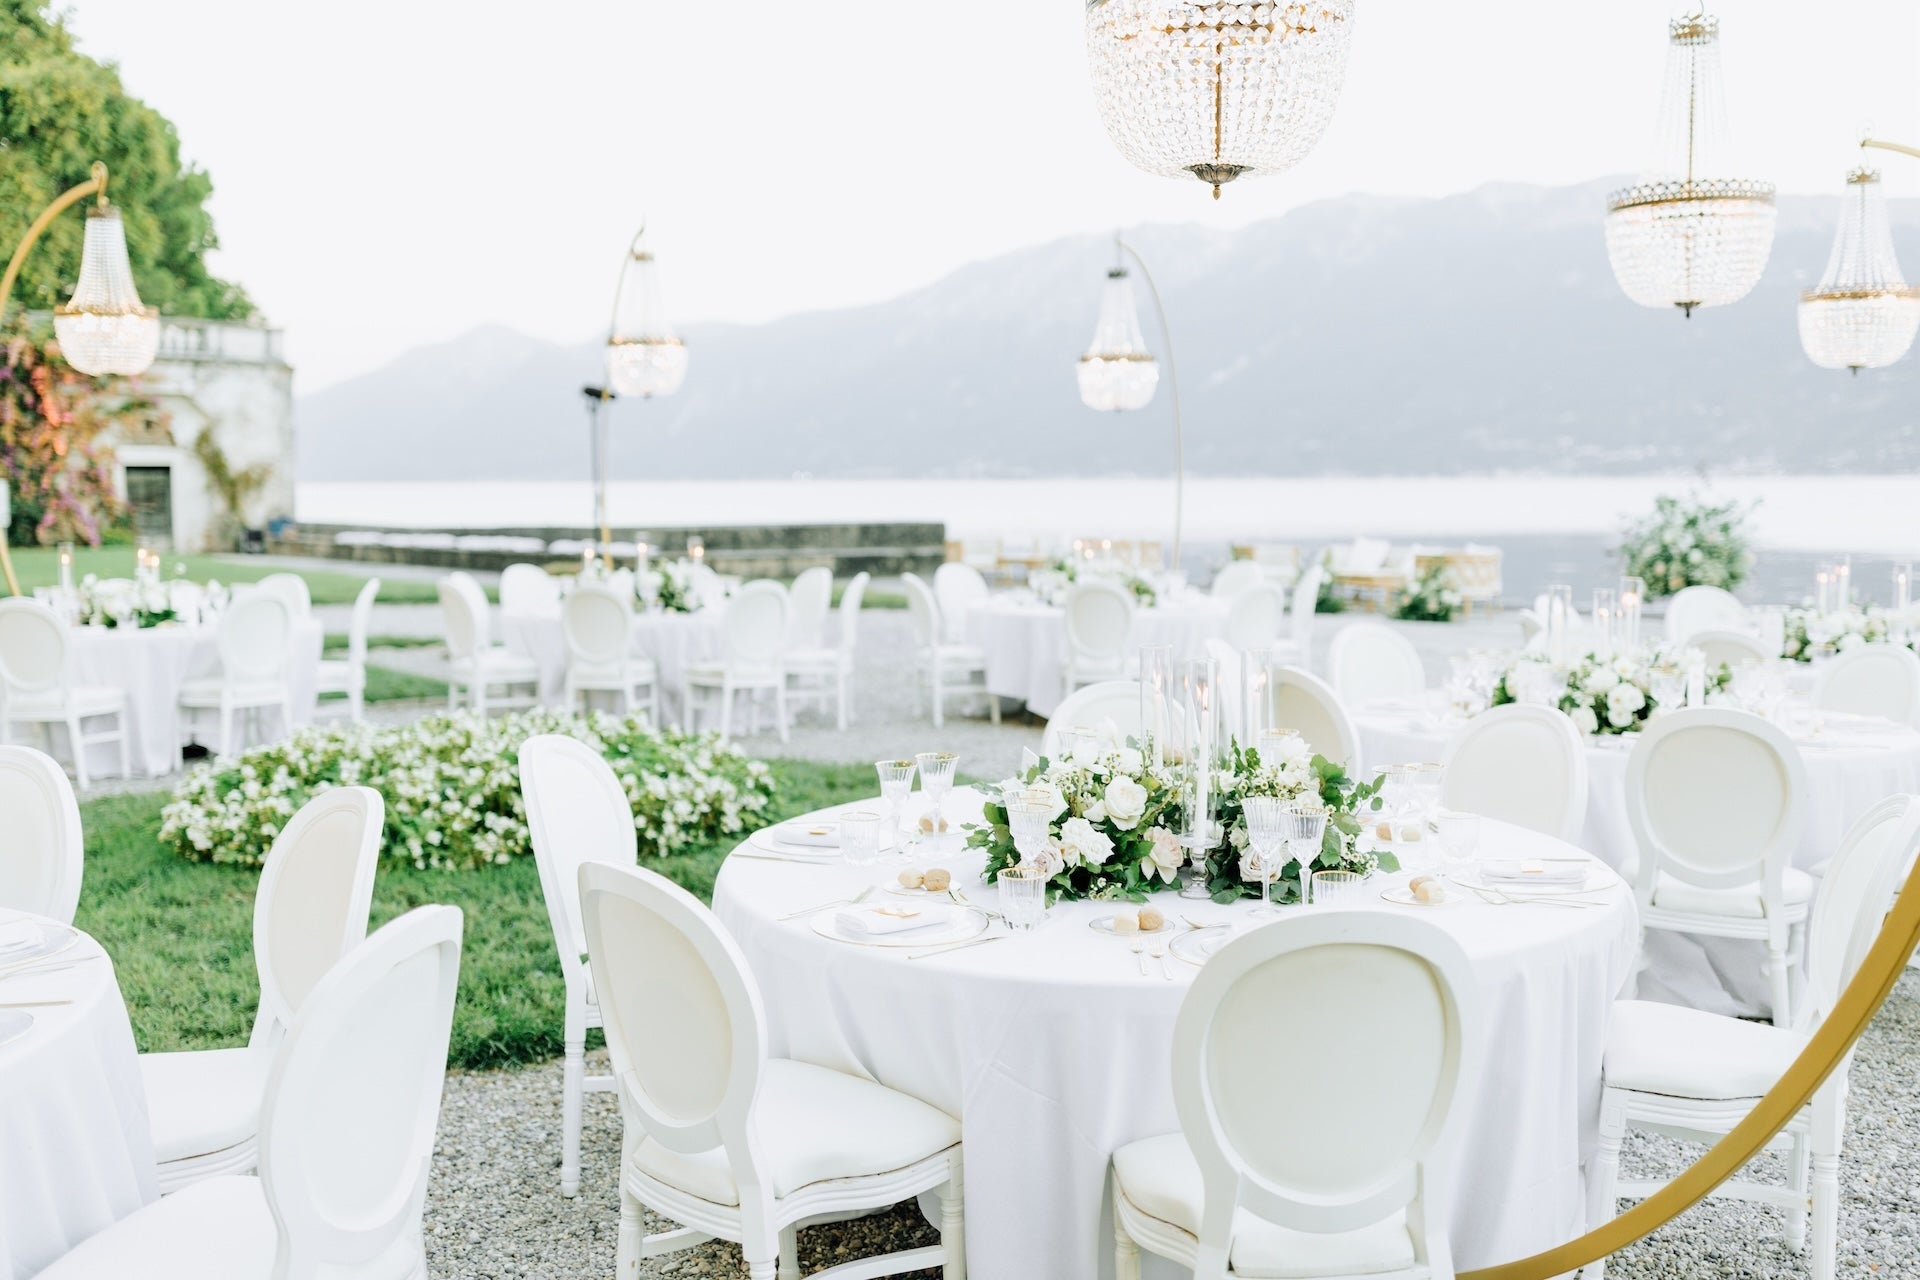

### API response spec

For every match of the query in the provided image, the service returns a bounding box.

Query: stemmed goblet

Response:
[1280,801,1329,907]
[874,758,917,858]
[915,751,959,852]
[1242,796,1287,917]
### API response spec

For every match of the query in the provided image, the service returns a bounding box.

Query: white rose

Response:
[1145,827,1184,882]
[1059,817,1114,867]
[1570,704,1599,735]
[1607,683,1646,721]
[1111,746,1144,777]
[1082,799,1108,824]
[1024,838,1066,881]
[1586,668,1619,694]
[1104,776,1148,829]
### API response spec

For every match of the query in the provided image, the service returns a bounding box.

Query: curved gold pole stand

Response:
[1461,852,1920,1280]
[1115,238,1185,571]
[0,161,110,598]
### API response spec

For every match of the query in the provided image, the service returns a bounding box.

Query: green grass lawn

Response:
[5,547,446,605]
[75,760,874,1071]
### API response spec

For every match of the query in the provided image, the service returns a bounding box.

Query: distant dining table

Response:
[499,607,725,720]
[713,789,1638,1280]
[0,911,156,1280]
[1350,692,1920,1015]
[66,618,324,778]
[965,594,1230,718]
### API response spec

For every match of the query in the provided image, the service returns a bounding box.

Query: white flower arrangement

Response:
[1489,645,1729,735]
[1782,607,1890,662]
[159,710,775,871]
[1617,492,1755,598]
[76,573,176,629]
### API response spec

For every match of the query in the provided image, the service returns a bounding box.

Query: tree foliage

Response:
[0,0,250,319]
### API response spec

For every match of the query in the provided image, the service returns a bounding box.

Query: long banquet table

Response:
[0,912,156,1279]
[1351,693,1920,1016]
[965,596,1230,718]
[713,789,1638,1280]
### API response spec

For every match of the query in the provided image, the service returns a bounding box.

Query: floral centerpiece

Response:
[1782,607,1889,662]
[1617,492,1755,598]
[1393,563,1463,623]
[966,732,1390,904]
[1029,558,1158,609]
[641,558,704,613]
[76,573,176,629]
[1489,646,1730,735]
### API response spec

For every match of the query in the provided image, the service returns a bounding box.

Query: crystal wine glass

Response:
[1242,796,1287,917]
[874,758,917,857]
[1006,789,1055,867]
[915,751,959,851]
[1281,801,1329,907]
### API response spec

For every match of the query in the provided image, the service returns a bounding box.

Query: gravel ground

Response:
[424,974,1920,1279]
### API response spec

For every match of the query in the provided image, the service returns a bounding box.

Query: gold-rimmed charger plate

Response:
[808,905,988,949]
[1170,924,1233,967]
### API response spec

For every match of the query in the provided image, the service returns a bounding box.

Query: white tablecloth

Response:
[713,790,1637,1280]
[966,597,1230,718]
[500,610,724,721]
[64,619,324,777]
[1353,697,1920,1015]
[0,912,156,1279]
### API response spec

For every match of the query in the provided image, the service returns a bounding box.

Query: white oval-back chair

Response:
[1269,564,1325,667]
[438,571,541,716]
[1042,679,1142,761]
[1063,580,1135,695]
[1326,622,1426,708]
[1209,560,1265,598]
[315,576,380,723]
[1267,666,1361,773]
[1687,628,1772,669]
[140,786,384,1193]
[562,584,659,721]
[0,745,84,924]
[1813,643,1920,726]
[902,572,997,729]
[177,593,296,763]
[39,905,464,1280]
[933,562,990,645]
[499,562,563,617]
[1111,913,1480,1280]
[578,861,965,1280]
[685,580,790,740]
[785,566,834,650]
[1624,707,1810,1025]
[787,570,866,731]
[0,597,130,788]
[1441,704,1589,843]
[1223,583,1286,651]
[253,572,312,620]
[1664,584,1746,644]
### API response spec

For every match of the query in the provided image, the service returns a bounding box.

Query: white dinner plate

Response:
[809,906,988,949]
[772,821,842,847]
[1169,924,1233,967]
[747,830,842,861]
[1380,883,1464,907]
[0,1009,34,1051]
[1088,913,1174,937]
[1453,868,1602,897]
[0,924,77,974]
[884,878,968,898]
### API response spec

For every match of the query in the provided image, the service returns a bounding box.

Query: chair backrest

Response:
[1814,644,1920,725]
[1173,913,1477,1269]
[251,786,385,1051]
[834,571,869,656]
[1268,666,1361,771]
[219,592,294,686]
[1041,680,1142,759]
[1224,582,1286,650]
[1326,622,1426,706]
[1625,708,1807,897]
[436,573,489,661]
[579,861,768,1184]
[932,563,989,644]
[902,572,941,649]
[1289,565,1325,647]
[1210,560,1265,598]
[1441,704,1589,844]
[784,566,834,648]
[1688,628,1771,669]
[722,580,789,666]
[256,573,312,620]
[563,584,634,669]
[1064,580,1135,662]
[346,577,381,668]
[498,564,562,617]
[1803,796,1920,1031]
[519,734,639,974]
[0,598,69,696]
[1665,584,1745,643]
[0,746,83,924]
[258,904,462,1277]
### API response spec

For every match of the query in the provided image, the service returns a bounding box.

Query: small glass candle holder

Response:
[1311,869,1366,908]
[998,866,1048,932]
[840,811,883,867]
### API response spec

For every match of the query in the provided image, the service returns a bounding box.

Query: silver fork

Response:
[0,955,97,983]
[1148,940,1172,980]
[777,886,873,921]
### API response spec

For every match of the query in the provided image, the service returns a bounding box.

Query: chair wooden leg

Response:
[747,1259,778,1280]
[837,668,851,731]
[115,707,130,779]
[218,705,236,760]
[1582,1089,1627,1280]
[941,1156,966,1280]
[65,714,91,791]
[778,1226,800,1280]
[774,681,790,743]
[1768,942,1792,1027]
[617,1191,642,1280]
[561,1034,585,1198]
[718,683,733,739]
[931,659,945,729]
[1810,1148,1840,1279]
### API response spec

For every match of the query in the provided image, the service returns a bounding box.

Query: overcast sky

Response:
[62,1,1920,390]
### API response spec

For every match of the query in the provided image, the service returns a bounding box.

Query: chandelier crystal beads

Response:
[1078,268,1161,411]
[1085,1,1356,199]
[1799,168,1920,373]
[606,232,687,398]
[1604,11,1775,317]
[53,205,159,377]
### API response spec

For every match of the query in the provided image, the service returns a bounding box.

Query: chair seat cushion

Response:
[929,644,988,669]
[453,648,540,683]
[178,677,288,709]
[4,684,126,719]
[141,1046,271,1165]
[785,647,846,673]
[628,1059,958,1207]
[568,657,659,687]
[33,1175,274,1280]
[313,658,363,695]
[1111,1134,1416,1278]
[686,661,781,687]
[1651,867,1814,919]
[1604,1000,1807,1101]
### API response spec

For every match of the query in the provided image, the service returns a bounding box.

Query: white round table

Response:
[965,596,1230,718]
[65,619,324,778]
[1352,695,1920,1015]
[0,912,156,1278]
[500,609,724,721]
[713,790,1637,1280]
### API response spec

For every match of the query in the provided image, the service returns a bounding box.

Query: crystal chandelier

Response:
[1605,9,1774,317]
[606,227,687,398]
[1078,267,1160,411]
[1085,0,1357,199]
[53,203,159,376]
[1799,167,1920,373]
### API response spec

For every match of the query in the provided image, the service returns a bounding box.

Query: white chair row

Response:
[0,598,130,790]
[313,577,380,723]
[903,571,998,729]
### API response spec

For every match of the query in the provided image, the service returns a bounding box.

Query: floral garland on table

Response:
[1489,647,1730,735]
[966,732,1390,904]
[76,573,176,629]
[1392,563,1463,623]
[160,710,775,871]
[641,558,718,614]
[1782,607,1891,662]
[1029,558,1158,609]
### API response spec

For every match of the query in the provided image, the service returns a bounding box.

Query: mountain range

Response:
[295,178,1920,481]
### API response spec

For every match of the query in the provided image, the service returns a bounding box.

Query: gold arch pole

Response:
[0,161,110,597]
[1460,850,1920,1280]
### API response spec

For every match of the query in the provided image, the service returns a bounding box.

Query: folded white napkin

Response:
[774,822,840,848]
[1481,860,1588,886]
[835,902,957,937]
[0,920,42,957]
